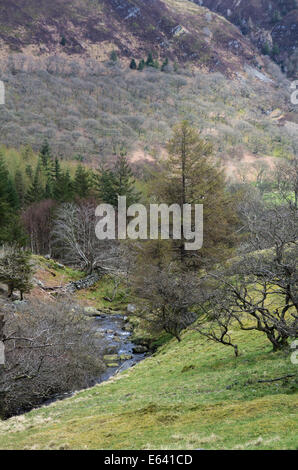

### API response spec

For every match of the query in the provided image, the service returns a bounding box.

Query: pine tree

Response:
[15,170,25,208]
[74,164,91,199]
[0,153,12,241]
[54,169,73,202]
[113,155,140,206]
[161,57,169,72]
[94,168,118,206]
[7,178,19,210]
[40,140,52,169]
[26,161,44,204]
[110,50,118,62]
[130,59,137,70]
[138,59,145,71]
[146,52,155,67]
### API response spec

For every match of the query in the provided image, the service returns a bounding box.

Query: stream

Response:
[93,312,147,383]
[42,312,147,407]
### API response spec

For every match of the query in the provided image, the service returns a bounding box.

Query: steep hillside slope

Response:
[0,0,263,75]
[1,53,296,162]
[0,322,296,450]
[194,0,298,76]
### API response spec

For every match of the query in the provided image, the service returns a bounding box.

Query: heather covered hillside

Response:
[0,0,261,74]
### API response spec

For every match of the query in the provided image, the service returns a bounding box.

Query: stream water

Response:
[94,313,146,383]
[42,312,146,407]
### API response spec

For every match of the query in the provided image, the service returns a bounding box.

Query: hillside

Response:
[0,317,297,450]
[194,0,298,77]
[0,0,263,74]
[0,53,296,163]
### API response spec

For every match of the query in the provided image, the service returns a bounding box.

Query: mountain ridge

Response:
[0,0,265,76]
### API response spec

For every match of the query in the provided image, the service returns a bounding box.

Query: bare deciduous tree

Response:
[51,200,123,274]
[0,298,106,418]
[132,265,199,342]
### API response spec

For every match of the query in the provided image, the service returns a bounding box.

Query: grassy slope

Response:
[0,322,297,450]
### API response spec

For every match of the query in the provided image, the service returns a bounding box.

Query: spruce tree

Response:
[146,52,154,67]
[94,168,118,206]
[26,161,44,204]
[138,59,145,71]
[113,155,140,206]
[74,164,91,199]
[15,170,25,208]
[161,57,169,71]
[130,59,137,70]
[40,140,52,169]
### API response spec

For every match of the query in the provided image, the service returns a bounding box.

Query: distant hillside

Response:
[0,0,264,75]
[193,0,298,77]
[0,52,297,163]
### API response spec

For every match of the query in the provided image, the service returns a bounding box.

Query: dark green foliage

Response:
[94,168,117,206]
[0,244,33,299]
[73,164,91,199]
[94,156,139,207]
[271,44,280,57]
[130,59,137,70]
[145,52,155,67]
[110,50,118,62]
[40,140,52,169]
[262,42,271,56]
[137,59,145,70]
[161,58,169,71]
[26,161,45,204]
[113,155,140,205]
[60,36,67,46]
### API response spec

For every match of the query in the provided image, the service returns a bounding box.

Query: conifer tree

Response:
[40,140,52,169]
[161,57,169,71]
[15,170,25,208]
[94,168,117,206]
[26,161,44,204]
[138,59,145,71]
[146,52,154,67]
[156,121,238,266]
[74,164,91,199]
[130,59,137,70]
[113,155,140,206]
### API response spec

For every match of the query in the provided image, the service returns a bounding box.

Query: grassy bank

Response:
[0,322,297,450]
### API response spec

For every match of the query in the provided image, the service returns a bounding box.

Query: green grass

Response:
[76,275,132,311]
[0,325,297,450]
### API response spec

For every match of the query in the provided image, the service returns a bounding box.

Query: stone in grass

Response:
[84,306,99,316]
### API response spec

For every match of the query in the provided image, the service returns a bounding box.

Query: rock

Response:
[119,354,132,361]
[94,332,105,338]
[104,346,118,354]
[132,345,148,354]
[56,262,65,269]
[12,300,25,305]
[83,306,99,316]
[127,304,136,313]
[103,354,119,363]
[122,324,133,332]
[107,363,119,368]
[44,254,51,260]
